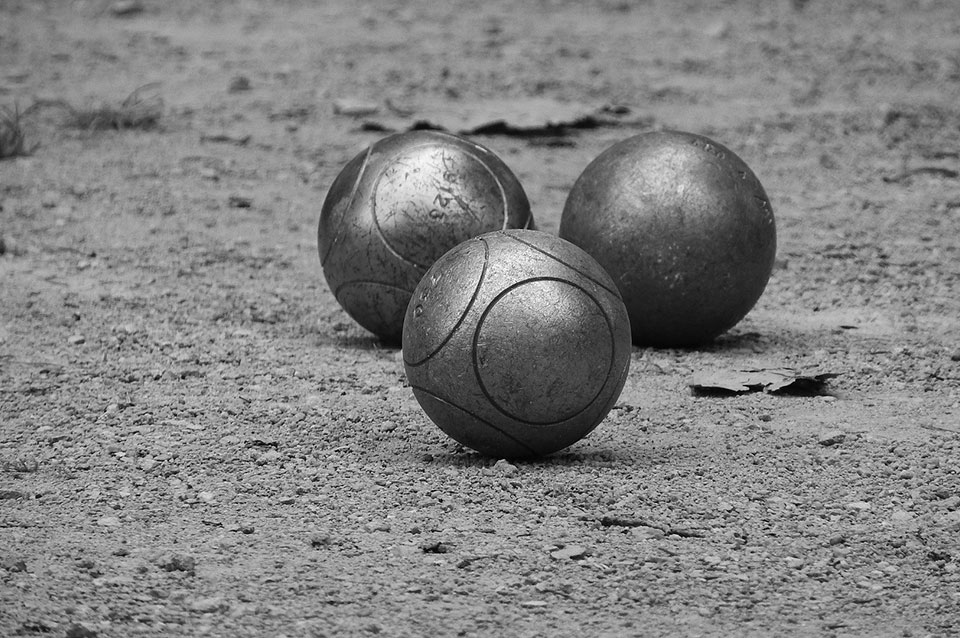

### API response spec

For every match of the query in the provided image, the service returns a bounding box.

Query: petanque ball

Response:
[318,130,534,343]
[402,229,632,459]
[559,130,777,347]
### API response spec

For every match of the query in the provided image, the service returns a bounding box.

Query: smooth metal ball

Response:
[402,229,632,459]
[559,130,777,347]
[318,130,534,343]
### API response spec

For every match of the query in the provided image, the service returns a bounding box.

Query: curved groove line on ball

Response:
[321,145,372,270]
[409,383,540,457]
[368,144,437,270]
[436,152,506,239]
[503,233,622,299]
[471,276,616,426]
[426,146,509,234]
[462,153,508,233]
[404,238,490,368]
[369,141,494,271]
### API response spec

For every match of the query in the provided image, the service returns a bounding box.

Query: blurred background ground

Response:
[1,1,959,636]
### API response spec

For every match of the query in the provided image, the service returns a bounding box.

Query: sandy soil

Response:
[2,1,959,636]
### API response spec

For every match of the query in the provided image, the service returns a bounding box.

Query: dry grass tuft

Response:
[65,83,164,131]
[0,104,39,159]
[1,85,164,154]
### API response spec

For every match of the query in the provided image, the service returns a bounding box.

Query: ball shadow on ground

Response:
[310,323,402,353]
[414,442,670,470]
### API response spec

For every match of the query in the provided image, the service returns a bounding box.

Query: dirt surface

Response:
[2,1,960,636]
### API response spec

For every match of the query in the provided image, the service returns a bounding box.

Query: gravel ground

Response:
[2,1,959,636]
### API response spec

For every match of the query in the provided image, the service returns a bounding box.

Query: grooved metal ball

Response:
[402,229,632,459]
[559,130,777,347]
[318,130,534,343]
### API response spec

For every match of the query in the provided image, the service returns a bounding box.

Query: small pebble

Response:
[64,623,98,638]
[228,75,251,93]
[491,459,519,477]
[109,0,143,16]
[158,554,196,574]
[890,509,914,523]
[70,183,89,198]
[40,190,60,208]
[703,20,731,39]
[1,557,28,572]
[256,450,282,465]
[818,431,846,446]
[93,574,135,587]
[379,420,398,433]
[630,526,665,540]
[68,335,86,345]
[309,533,333,548]
[550,545,588,560]
[941,495,960,511]
[189,596,226,613]
[363,520,391,533]
[228,195,252,208]
[97,516,121,527]
[22,618,58,633]
[333,99,380,116]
